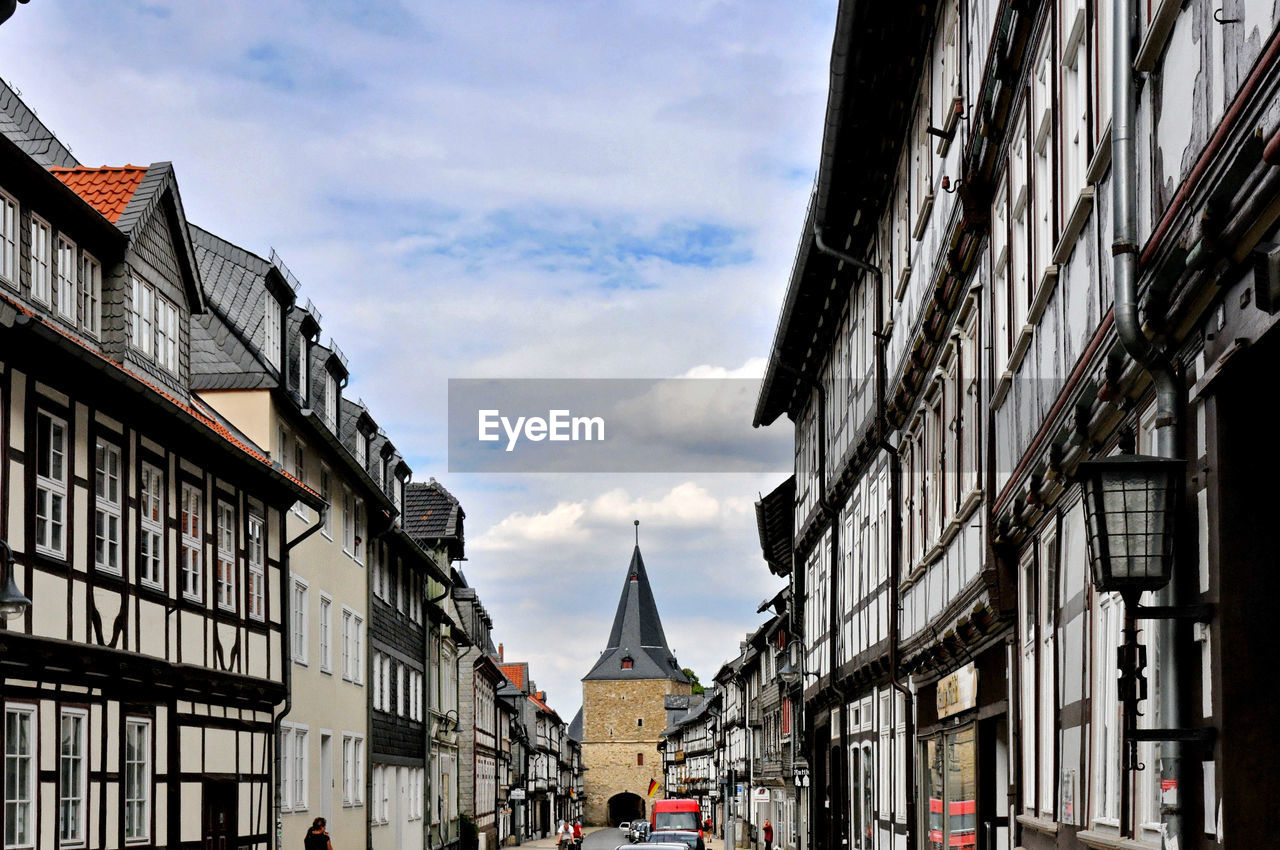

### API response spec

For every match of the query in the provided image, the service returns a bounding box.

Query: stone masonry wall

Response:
[582,678,691,825]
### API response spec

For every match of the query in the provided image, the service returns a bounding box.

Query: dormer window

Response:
[263,292,281,369]
[325,371,338,430]
[621,656,634,670]
[356,431,367,467]
[130,277,179,374]
[0,188,17,286]
[80,253,101,339]
[296,332,309,401]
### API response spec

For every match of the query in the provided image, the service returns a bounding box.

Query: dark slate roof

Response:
[190,223,276,350]
[756,475,795,577]
[189,310,275,390]
[582,545,689,683]
[404,479,464,540]
[0,77,78,168]
[567,707,583,742]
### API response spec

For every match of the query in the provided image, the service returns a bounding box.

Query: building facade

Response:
[580,544,692,827]
[0,86,321,850]
[753,2,1280,850]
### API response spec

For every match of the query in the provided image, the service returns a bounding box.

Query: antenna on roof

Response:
[634,519,639,546]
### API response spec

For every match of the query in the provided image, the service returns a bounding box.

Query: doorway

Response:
[203,780,237,850]
[607,792,643,827]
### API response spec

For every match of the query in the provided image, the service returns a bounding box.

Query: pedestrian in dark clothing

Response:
[305,817,333,850]
[763,819,774,850]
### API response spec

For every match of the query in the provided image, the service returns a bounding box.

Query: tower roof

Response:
[582,544,689,683]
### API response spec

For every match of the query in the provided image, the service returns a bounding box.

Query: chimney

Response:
[498,643,504,661]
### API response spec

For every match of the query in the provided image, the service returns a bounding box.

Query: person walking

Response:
[304,817,333,850]
[762,819,773,850]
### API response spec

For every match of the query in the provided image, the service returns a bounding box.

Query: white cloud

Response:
[680,357,768,379]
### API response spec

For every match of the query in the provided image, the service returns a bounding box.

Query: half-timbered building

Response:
[756,1,1280,849]
[0,81,322,850]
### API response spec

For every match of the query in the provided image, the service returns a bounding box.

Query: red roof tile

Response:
[498,664,525,692]
[49,166,148,223]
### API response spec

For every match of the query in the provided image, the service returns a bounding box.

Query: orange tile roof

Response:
[0,290,320,505]
[498,664,525,692]
[48,165,148,223]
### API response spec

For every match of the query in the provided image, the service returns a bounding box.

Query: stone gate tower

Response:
[581,539,691,826]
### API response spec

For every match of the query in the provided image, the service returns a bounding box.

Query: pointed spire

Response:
[582,529,688,683]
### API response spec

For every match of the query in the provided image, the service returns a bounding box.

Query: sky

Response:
[0,0,834,715]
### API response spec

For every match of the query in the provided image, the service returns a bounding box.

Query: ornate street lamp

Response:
[777,640,816,688]
[1078,454,1184,597]
[0,540,31,621]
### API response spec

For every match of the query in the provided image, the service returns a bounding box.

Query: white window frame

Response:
[324,372,338,430]
[292,439,308,519]
[139,462,165,589]
[281,723,309,812]
[55,234,77,321]
[59,707,89,847]
[94,439,123,575]
[296,331,309,401]
[319,594,333,674]
[247,513,265,620]
[292,578,309,665]
[35,409,68,558]
[123,717,151,844]
[5,702,37,850]
[216,500,237,612]
[354,497,366,565]
[342,734,365,806]
[29,214,51,305]
[342,607,364,684]
[155,295,178,374]
[320,465,333,539]
[0,188,17,288]
[80,252,102,339]
[130,277,154,356]
[342,487,355,556]
[263,292,281,369]
[356,431,367,468]
[180,482,203,601]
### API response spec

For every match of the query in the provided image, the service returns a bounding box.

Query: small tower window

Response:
[621,656,633,670]
[637,718,643,728]
[637,753,644,766]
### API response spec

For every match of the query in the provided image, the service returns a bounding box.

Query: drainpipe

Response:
[276,507,327,850]
[812,226,914,849]
[1112,1,1183,847]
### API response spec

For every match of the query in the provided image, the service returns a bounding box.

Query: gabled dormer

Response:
[50,162,204,397]
[312,338,348,434]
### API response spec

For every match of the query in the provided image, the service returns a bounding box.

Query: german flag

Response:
[647,779,660,798]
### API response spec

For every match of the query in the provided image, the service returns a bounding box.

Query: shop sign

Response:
[753,788,770,801]
[936,663,977,718]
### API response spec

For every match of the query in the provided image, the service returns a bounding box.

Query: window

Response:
[293,439,308,518]
[30,215,51,304]
[320,466,332,538]
[281,724,309,812]
[80,253,101,339]
[319,595,332,673]
[215,501,236,611]
[60,708,88,845]
[342,734,365,806]
[124,718,151,843]
[397,663,405,716]
[356,431,367,468]
[180,482,203,600]
[1095,591,1123,824]
[94,440,122,574]
[637,718,643,728]
[264,292,281,369]
[292,580,308,664]
[342,487,355,555]
[0,188,17,287]
[325,372,338,430]
[296,332,309,400]
[920,727,975,850]
[130,278,154,356]
[5,703,36,850]
[156,296,178,373]
[247,514,265,620]
[1030,37,1055,274]
[139,463,164,588]
[342,609,364,683]
[637,753,644,766]
[35,410,68,557]
[277,425,291,470]
[354,498,366,565]
[55,235,76,320]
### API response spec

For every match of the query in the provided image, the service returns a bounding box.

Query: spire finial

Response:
[634,519,639,546]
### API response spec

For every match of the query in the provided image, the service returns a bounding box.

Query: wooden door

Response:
[203,780,237,850]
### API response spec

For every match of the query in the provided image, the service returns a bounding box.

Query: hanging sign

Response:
[936,662,977,718]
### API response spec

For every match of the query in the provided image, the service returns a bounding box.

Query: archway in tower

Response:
[608,792,645,827]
